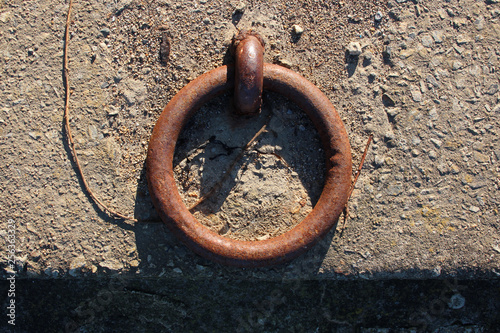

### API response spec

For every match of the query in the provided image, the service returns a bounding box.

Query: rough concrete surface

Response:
[0,0,499,331]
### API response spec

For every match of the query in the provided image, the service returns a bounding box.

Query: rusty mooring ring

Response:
[147,63,352,267]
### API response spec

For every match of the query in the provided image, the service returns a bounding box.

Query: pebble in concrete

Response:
[347,41,362,56]
[292,24,304,35]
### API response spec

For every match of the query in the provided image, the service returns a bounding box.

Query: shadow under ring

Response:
[147,63,352,267]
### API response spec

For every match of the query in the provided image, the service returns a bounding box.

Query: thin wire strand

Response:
[63,0,137,222]
[348,134,373,199]
[341,134,373,233]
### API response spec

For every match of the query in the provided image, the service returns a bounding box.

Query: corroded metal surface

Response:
[147,64,352,267]
[233,30,265,115]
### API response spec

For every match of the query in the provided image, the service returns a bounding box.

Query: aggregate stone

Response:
[474,151,490,163]
[383,45,393,62]
[386,107,399,118]
[432,30,444,43]
[364,51,373,64]
[410,85,422,102]
[386,183,403,196]
[234,1,246,13]
[469,206,480,213]
[450,163,460,174]
[485,84,499,95]
[44,267,59,278]
[120,78,147,105]
[107,106,120,116]
[452,60,464,71]
[474,16,485,30]
[68,256,86,277]
[347,41,362,56]
[453,17,468,27]
[430,138,442,148]
[292,24,304,35]
[426,74,440,87]
[276,57,293,68]
[99,260,124,272]
[399,48,415,59]
[469,181,487,190]
[493,104,500,113]
[456,34,471,45]
[428,107,438,120]
[421,34,434,48]
[437,163,449,175]
[28,132,42,140]
[374,154,385,167]
[100,27,111,37]
[0,11,11,23]
[88,124,102,141]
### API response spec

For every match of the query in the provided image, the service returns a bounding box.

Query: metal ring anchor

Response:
[147,34,352,267]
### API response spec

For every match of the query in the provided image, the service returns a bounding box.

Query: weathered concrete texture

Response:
[0,0,499,281]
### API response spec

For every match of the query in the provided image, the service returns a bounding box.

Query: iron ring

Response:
[147,63,352,267]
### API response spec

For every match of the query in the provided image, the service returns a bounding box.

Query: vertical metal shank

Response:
[233,31,265,115]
